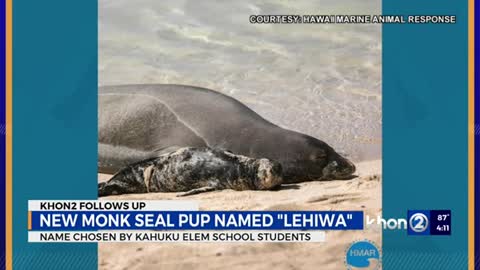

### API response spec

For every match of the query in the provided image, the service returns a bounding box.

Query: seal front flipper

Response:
[154,146,184,156]
[177,186,216,197]
[98,143,157,174]
[143,165,155,193]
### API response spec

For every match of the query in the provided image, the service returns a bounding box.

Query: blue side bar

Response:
[383,0,469,269]
[12,1,98,269]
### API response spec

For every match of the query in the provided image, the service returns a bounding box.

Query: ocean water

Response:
[99,0,382,161]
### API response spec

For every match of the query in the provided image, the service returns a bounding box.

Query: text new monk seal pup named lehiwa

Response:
[98,147,283,197]
[99,84,356,182]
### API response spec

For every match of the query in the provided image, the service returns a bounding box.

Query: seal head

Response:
[279,133,356,181]
[254,158,283,190]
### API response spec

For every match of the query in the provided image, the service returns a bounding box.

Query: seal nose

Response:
[327,154,356,179]
[344,159,356,175]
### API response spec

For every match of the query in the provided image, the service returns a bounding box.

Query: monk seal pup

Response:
[99,84,355,183]
[98,147,283,197]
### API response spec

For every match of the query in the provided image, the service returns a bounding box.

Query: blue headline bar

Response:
[30,211,363,231]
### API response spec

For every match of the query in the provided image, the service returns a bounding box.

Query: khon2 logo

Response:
[345,240,381,270]
[408,212,429,233]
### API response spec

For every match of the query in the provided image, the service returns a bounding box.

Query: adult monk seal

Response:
[99,84,355,183]
[98,147,283,197]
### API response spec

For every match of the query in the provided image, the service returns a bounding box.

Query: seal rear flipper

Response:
[98,182,108,197]
[176,186,216,197]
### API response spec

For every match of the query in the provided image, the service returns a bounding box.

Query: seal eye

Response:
[310,152,326,161]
